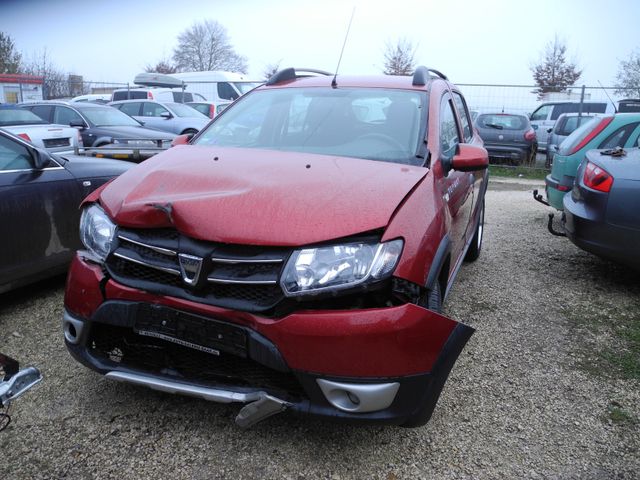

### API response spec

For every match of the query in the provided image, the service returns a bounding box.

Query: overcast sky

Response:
[2,0,638,87]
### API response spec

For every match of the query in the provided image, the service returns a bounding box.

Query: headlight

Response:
[79,204,116,262]
[281,239,403,296]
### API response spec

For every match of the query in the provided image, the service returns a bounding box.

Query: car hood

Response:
[99,145,427,246]
[90,125,176,140]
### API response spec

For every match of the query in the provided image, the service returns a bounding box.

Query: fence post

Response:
[42,76,47,100]
[127,82,130,100]
[578,85,585,117]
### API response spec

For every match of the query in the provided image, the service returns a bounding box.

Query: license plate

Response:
[134,304,247,357]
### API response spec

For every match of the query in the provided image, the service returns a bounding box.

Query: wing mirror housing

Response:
[69,119,86,129]
[452,144,489,172]
[171,133,192,147]
[160,112,173,119]
[32,148,52,169]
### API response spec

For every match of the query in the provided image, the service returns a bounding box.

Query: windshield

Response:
[79,106,141,126]
[166,103,208,118]
[557,116,607,155]
[195,87,427,165]
[0,109,48,126]
[233,82,261,94]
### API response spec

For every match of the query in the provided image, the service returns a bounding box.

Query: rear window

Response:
[557,116,607,155]
[171,92,194,103]
[477,114,527,130]
[556,115,594,136]
[112,90,148,101]
[0,108,48,126]
[166,103,206,118]
[551,103,607,120]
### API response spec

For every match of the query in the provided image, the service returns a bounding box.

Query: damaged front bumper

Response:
[63,255,474,427]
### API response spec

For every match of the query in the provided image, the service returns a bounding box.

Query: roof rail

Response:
[412,66,448,86]
[266,68,332,86]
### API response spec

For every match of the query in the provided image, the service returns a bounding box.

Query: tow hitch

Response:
[533,189,550,206]
[236,394,291,428]
[1,353,42,431]
[547,213,566,237]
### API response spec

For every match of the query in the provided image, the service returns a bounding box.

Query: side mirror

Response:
[532,124,538,130]
[171,134,192,147]
[69,119,86,129]
[160,112,173,119]
[452,144,488,172]
[32,149,52,169]
[546,128,553,133]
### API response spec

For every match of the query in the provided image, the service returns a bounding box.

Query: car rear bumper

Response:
[483,143,535,164]
[63,254,474,426]
[563,198,640,269]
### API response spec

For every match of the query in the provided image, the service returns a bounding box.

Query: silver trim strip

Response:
[0,166,64,174]
[113,252,180,276]
[105,371,263,404]
[211,257,283,264]
[207,277,277,285]
[117,235,177,256]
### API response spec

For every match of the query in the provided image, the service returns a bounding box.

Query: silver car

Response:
[109,100,209,135]
[0,106,78,153]
[545,112,597,167]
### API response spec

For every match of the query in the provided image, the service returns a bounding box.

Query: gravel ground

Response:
[1,177,638,479]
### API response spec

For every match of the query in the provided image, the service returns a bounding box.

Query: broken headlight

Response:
[281,239,403,296]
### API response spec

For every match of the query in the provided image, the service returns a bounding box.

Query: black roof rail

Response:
[266,68,332,86]
[412,66,448,86]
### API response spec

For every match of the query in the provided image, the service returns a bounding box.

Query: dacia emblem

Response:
[178,253,203,286]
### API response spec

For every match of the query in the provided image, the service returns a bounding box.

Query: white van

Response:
[168,71,261,103]
[529,101,613,150]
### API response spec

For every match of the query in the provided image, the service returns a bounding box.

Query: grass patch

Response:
[489,165,548,180]
[563,303,640,381]
[607,405,637,425]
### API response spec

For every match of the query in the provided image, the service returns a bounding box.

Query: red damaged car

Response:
[63,67,488,427]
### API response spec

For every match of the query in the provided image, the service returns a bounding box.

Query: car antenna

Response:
[332,7,356,88]
[598,80,618,114]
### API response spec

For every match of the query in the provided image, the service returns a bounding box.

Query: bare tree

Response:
[0,32,22,74]
[614,49,640,98]
[531,35,582,99]
[262,61,281,81]
[173,20,248,73]
[22,49,70,99]
[145,58,179,74]
[382,38,417,76]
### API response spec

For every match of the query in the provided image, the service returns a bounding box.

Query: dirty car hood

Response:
[99,145,427,246]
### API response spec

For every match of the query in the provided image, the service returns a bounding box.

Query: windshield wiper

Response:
[484,123,504,130]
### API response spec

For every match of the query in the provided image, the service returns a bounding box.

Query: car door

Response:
[440,94,474,265]
[139,101,174,132]
[530,104,553,148]
[0,134,81,290]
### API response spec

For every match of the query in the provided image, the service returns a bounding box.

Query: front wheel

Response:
[465,199,485,262]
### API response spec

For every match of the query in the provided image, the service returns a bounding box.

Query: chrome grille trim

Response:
[113,252,180,276]
[118,234,177,257]
[211,257,283,264]
[207,277,278,285]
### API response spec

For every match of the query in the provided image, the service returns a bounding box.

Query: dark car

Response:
[0,129,132,293]
[563,147,640,269]
[475,113,537,165]
[63,66,488,428]
[20,101,175,149]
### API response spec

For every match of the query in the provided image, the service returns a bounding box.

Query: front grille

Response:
[43,137,70,148]
[105,228,289,312]
[89,323,304,397]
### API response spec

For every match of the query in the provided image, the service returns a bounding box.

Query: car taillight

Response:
[147,91,153,99]
[583,161,613,192]
[209,104,216,118]
[524,129,536,141]
[570,117,614,155]
[17,133,32,142]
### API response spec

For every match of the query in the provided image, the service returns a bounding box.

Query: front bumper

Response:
[63,254,474,426]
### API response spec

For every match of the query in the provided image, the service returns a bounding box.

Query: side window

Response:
[440,96,460,160]
[530,105,552,122]
[53,107,83,126]
[217,82,239,101]
[118,102,141,116]
[598,123,640,149]
[142,102,169,117]
[0,135,33,171]
[452,92,472,142]
[31,105,53,122]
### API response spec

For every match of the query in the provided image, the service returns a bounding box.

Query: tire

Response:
[465,199,485,262]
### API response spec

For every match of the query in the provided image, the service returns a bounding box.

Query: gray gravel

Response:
[1,178,638,479]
